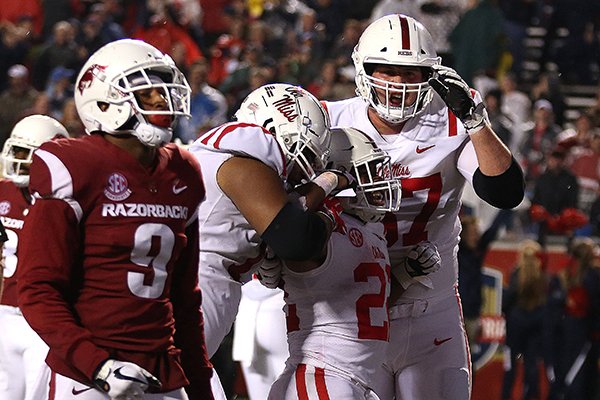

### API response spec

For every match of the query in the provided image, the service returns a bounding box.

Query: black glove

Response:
[429,65,487,133]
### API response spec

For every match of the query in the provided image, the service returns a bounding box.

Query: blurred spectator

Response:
[530,72,567,127]
[0,0,43,40]
[175,60,227,144]
[59,98,85,138]
[219,44,273,112]
[200,0,233,46]
[557,112,596,154]
[306,0,347,50]
[31,20,84,91]
[449,0,506,86]
[565,130,600,214]
[502,239,548,400]
[458,214,503,372]
[499,72,531,131]
[519,99,562,189]
[132,11,203,70]
[0,20,33,92]
[227,65,274,118]
[500,71,531,164]
[45,66,75,120]
[545,238,600,400]
[207,20,245,88]
[530,149,580,246]
[82,2,126,50]
[0,64,39,146]
[484,88,516,149]
[20,93,51,119]
[306,59,355,101]
[329,19,362,66]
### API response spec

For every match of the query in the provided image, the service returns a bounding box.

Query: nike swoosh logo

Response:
[172,183,188,195]
[114,367,148,385]
[72,386,93,395]
[416,144,435,153]
[434,337,452,346]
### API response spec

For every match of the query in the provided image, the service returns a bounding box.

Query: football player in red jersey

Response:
[323,14,525,400]
[17,39,214,400]
[0,115,69,400]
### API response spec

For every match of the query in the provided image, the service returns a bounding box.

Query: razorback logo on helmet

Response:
[272,95,299,123]
[77,64,107,94]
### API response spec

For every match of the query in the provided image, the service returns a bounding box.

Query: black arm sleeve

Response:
[261,202,329,261]
[473,157,525,209]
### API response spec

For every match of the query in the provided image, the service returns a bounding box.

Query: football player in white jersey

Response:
[268,126,403,399]
[188,83,353,394]
[322,14,525,400]
[232,279,288,400]
[0,115,68,400]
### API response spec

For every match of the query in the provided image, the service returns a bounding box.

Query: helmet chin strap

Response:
[134,120,172,147]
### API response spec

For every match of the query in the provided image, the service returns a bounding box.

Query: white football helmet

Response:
[234,83,331,182]
[2,115,69,187]
[352,14,441,124]
[74,39,191,147]
[327,127,401,223]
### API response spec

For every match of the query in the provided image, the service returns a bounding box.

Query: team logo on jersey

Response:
[390,162,411,178]
[104,173,132,201]
[77,64,107,94]
[416,144,435,153]
[0,201,10,215]
[348,228,364,247]
[472,267,505,371]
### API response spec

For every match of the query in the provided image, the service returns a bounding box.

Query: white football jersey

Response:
[189,121,287,283]
[324,95,480,301]
[282,213,391,386]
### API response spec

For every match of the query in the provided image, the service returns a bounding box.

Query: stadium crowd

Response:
[0,0,599,399]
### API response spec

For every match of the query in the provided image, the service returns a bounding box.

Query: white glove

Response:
[392,241,440,290]
[404,241,441,277]
[256,248,283,289]
[93,359,161,399]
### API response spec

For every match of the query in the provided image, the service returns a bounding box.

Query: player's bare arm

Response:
[217,156,290,235]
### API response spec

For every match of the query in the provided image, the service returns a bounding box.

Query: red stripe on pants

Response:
[315,367,330,400]
[296,364,309,399]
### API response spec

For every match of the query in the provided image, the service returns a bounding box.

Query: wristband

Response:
[312,172,339,196]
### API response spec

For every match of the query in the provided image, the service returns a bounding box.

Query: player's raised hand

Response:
[93,359,161,399]
[429,65,488,134]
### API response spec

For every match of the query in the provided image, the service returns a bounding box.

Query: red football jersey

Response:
[0,179,31,307]
[17,135,211,394]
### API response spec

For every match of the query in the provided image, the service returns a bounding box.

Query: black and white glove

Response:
[429,65,488,134]
[256,248,283,289]
[93,359,161,399]
[328,169,357,192]
[404,241,441,277]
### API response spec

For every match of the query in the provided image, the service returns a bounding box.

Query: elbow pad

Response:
[261,202,328,261]
[473,158,525,209]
